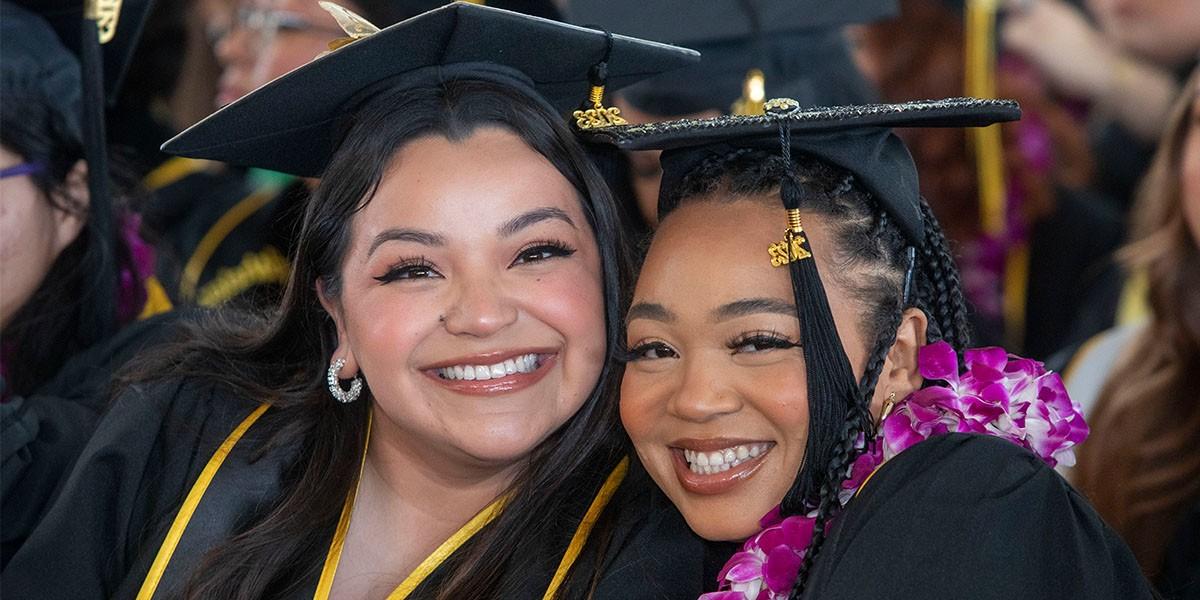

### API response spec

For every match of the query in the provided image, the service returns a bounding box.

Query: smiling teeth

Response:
[437,354,540,381]
[683,444,772,475]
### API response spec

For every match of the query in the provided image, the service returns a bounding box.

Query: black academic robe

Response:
[2,378,717,599]
[802,433,1155,599]
[1159,497,1200,600]
[0,311,182,567]
[142,160,306,309]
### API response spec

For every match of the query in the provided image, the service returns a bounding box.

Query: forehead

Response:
[355,127,584,233]
[636,198,796,311]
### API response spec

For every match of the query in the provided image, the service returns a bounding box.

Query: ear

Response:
[868,308,928,419]
[316,277,359,378]
[51,159,88,254]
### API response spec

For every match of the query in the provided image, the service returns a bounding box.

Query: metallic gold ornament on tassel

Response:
[573,82,627,130]
[731,69,766,116]
[319,1,380,52]
[85,0,123,44]
[768,208,812,267]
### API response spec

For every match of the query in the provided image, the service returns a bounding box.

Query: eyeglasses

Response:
[208,7,344,47]
[0,162,44,180]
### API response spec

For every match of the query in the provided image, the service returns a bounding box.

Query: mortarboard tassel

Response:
[79,3,118,341]
[767,107,861,513]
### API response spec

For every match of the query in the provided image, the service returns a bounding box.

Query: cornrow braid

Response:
[915,201,972,348]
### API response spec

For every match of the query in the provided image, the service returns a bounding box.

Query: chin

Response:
[680,505,762,542]
[458,423,554,464]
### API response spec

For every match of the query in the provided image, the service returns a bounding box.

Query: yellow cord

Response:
[542,457,630,599]
[136,403,271,600]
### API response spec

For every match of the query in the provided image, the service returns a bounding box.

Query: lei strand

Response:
[700,341,1089,600]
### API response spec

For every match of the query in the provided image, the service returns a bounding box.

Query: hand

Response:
[1001,0,1117,100]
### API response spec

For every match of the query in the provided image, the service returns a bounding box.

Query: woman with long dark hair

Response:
[1068,69,1200,598]
[589,98,1156,598]
[4,4,711,598]
[0,0,172,566]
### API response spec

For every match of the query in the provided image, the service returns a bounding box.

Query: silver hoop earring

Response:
[327,357,363,403]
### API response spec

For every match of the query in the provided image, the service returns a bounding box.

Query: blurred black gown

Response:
[1,379,719,599]
[802,434,1155,599]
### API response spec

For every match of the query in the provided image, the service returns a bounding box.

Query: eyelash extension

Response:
[514,239,576,263]
[615,340,675,363]
[726,329,802,352]
[373,255,437,283]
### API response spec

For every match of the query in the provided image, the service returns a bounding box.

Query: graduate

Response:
[3,4,720,598]
[586,97,1157,598]
[0,0,175,566]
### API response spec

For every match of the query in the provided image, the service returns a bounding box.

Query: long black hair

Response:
[1,97,137,396]
[132,78,633,598]
[662,148,971,598]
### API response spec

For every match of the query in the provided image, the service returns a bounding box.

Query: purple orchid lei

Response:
[700,341,1089,600]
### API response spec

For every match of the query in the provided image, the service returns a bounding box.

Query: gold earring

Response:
[880,391,897,422]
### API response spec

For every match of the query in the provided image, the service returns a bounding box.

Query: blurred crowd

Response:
[1,0,1198,596]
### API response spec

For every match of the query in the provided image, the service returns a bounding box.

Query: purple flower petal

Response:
[918,341,959,382]
[700,592,749,600]
[762,546,803,593]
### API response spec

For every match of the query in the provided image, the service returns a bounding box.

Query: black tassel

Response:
[79,17,117,341]
[777,151,860,514]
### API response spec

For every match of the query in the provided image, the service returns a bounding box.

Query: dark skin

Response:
[620,195,927,541]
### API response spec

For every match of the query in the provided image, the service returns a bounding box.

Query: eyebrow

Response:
[626,302,676,324]
[498,206,576,238]
[711,298,797,321]
[368,228,447,256]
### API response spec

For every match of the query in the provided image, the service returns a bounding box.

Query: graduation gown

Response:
[2,378,717,599]
[801,433,1155,599]
[141,158,305,308]
[1,311,182,567]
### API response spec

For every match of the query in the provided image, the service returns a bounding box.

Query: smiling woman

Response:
[2,4,710,600]
[591,99,1157,599]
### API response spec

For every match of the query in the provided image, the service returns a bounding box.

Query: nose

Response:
[214,25,251,69]
[440,274,519,338]
[667,353,743,423]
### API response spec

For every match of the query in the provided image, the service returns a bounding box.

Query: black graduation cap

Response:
[7,0,153,105]
[162,1,700,178]
[582,97,1021,244]
[567,0,897,116]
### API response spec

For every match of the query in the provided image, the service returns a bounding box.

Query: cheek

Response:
[344,293,431,372]
[0,190,62,323]
[1182,127,1200,249]
[619,371,660,443]
[525,259,608,398]
[262,38,322,83]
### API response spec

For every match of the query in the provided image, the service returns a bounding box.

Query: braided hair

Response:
[662,147,971,598]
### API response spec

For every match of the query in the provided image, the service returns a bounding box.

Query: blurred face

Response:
[1181,82,1200,249]
[214,0,350,106]
[613,96,720,227]
[620,198,876,541]
[1085,0,1200,66]
[0,147,85,329]
[323,127,606,475]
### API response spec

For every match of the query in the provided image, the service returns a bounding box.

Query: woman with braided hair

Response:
[586,98,1156,599]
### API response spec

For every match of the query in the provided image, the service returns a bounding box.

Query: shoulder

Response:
[1,376,283,599]
[801,433,1154,600]
[1059,321,1147,419]
[588,458,713,600]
